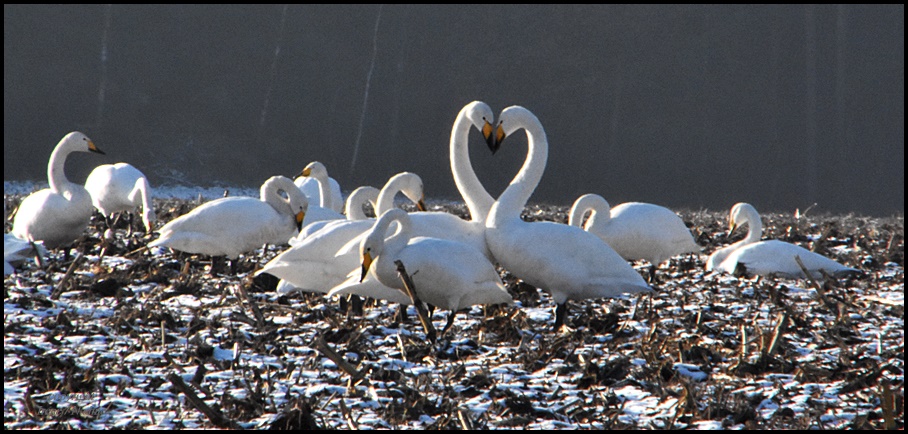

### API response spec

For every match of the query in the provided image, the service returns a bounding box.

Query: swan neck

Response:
[490,115,548,224]
[261,178,291,214]
[568,194,609,228]
[315,175,333,210]
[48,144,74,195]
[451,110,493,221]
[130,177,153,211]
[744,215,763,244]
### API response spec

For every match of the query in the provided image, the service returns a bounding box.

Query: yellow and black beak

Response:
[488,123,506,154]
[727,219,738,237]
[416,197,427,212]
[88,141,105,155]
[482,120,495,151]
[300,167,312,177]
[295,210,306,231]
[360,251,373,282]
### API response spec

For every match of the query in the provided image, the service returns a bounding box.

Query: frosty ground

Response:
[4,192,904,429]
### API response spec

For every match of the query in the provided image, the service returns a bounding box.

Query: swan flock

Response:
[6,103,862,334]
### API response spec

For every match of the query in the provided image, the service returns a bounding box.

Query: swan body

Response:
[294,162,343,214]
[706,202,860,279]
[348,208,512,315]
[5,233,47,274]
[149,176,305,259]
[84,162,156,232]
[12,132,105,249]
[485,106,651,330]
[569,194,701,266]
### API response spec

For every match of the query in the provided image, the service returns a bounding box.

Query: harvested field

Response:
[4,194,904,429]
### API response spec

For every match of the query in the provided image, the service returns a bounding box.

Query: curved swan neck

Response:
[314,175,333,210]
[451,104,494,221]
[128,177,155,228]
[261,176,296,214]
[375,209,411,255]
[742,210,763,244]
[568,194,610,228]
[345,186,379,221]
[489,107,548,224]
[376,173,421,216]
[48,142,75,195]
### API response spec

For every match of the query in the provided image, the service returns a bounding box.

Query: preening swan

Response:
[84,162,156,233]
[12,132,105,250]
[352,208,512,334]
[569,194,701,280]
[149,176,305,264]
[706,202,860,279]
[485,106,651,331]
[294,162,343,214]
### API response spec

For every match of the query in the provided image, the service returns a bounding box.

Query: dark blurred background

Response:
[4,5,904,215]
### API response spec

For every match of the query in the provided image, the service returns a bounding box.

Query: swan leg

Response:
[441,310,459,336]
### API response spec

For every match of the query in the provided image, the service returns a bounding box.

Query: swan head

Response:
[141,208,157,232]
[298,161,328,180]
[488,105,537,154]
[728,202,759,235]
[61,131,105,155]
[462,101,497,152]
[390,172,427,212]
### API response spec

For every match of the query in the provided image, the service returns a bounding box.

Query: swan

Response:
[706,202,860,279]
[344,208,513,334]
[261,172,426,295]
[295,161,344,228]
[484,106,652,331]
[12,132,105,250]
[294,162,343,214]
[84,162,156,234]
[5,233,47,275]
[149,175,305,265]
[569,194,701,280]
[273,185,380,295]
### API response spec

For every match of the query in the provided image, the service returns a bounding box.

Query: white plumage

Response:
[84,162,156,232]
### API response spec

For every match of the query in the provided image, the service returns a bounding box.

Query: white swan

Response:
[5,233,47,275]
[484,106,652,330]
[345,208,512,333]
[12,132,105,250]
[149,176,305,262]
[262,172,425,295]
[569,194,701,280]
[273,185,379,295]
[706,202,860,279]
[294,162,343,214]
[295,161,344,228]
[84,162,156,233]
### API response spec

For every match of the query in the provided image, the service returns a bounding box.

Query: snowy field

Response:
[4,184,904,429]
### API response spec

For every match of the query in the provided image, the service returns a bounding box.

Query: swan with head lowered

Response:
[12,132,105,252]
[84,162,156,235]
[294,161,343,214]
[484,106,652,331]
[149,175,305,273]
[706,202,860,279]
[295,161,344,228]
[569,193,701,281]
[352,208,513,335]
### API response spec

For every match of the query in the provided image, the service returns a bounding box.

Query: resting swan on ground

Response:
[272,185,380,295]
[84,162,156,234]
[706,202,860,279]
[569,193,701,281]
[347,208,513,334]
[294,162,343,214]
[484,106,652,331]
[149,176,305,271]
[12,132,105,251]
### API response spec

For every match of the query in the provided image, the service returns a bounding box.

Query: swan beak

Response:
[295,210,306,231]
[88,141,105,155]
[482,120,496,149]
[416,198,427,212]
[727,220,738,237]
[489,124,506,154]
[360,251,373,282]
[298,167,312,178]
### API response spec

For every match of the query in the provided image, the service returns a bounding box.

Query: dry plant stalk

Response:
[395,260,437,343]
